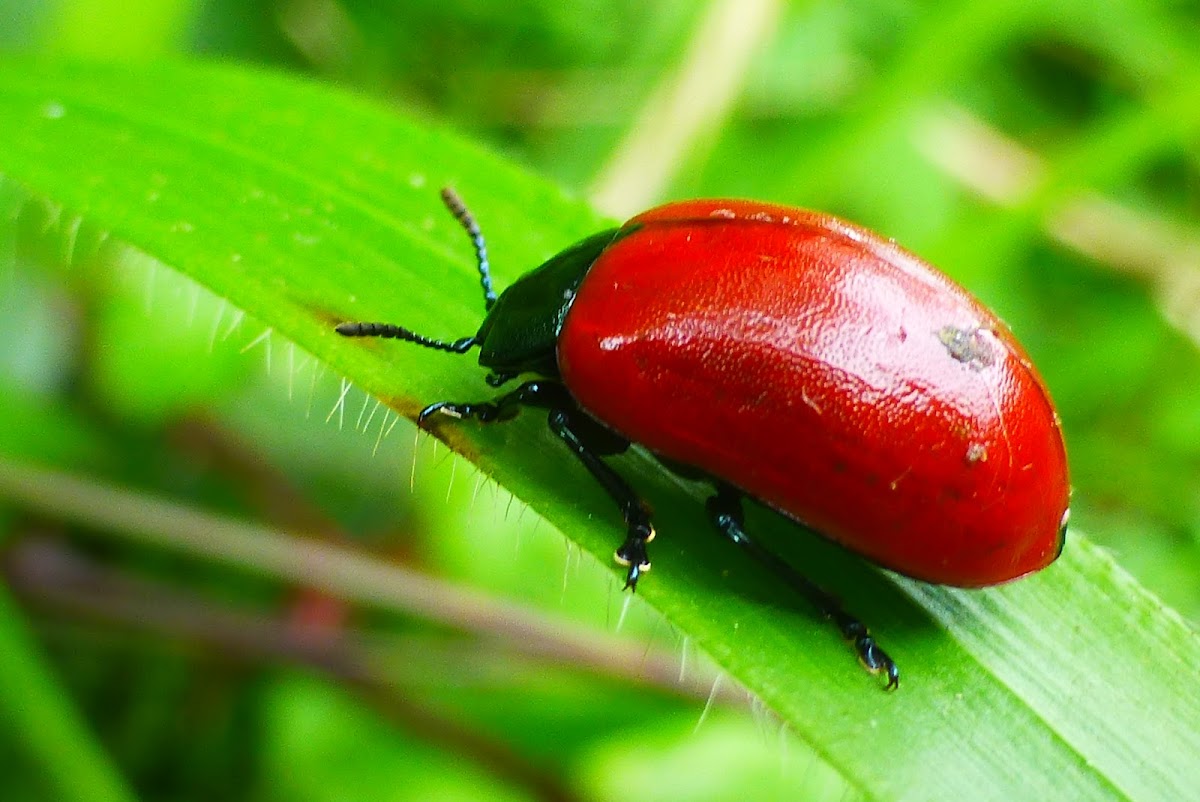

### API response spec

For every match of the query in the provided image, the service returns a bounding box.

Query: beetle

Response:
[337,189,1071,689]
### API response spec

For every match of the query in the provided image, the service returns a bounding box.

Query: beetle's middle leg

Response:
[420,380,651,589]
[544,407,654,589]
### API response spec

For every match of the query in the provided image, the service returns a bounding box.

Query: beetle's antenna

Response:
[335,189,492,355]
[335,322,477,354]
[440,187,497,311]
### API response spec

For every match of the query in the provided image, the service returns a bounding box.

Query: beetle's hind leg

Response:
[421,381,653,589]
[706,485,899,690]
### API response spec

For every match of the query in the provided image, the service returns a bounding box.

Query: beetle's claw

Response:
[614,538,651,591]
[855,636,899,691]
[883,662,900,691]
[623,562,646,591]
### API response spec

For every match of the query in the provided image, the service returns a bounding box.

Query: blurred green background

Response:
[1,0,1199,800]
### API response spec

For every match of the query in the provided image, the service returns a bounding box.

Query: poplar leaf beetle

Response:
[337,189,1071,690]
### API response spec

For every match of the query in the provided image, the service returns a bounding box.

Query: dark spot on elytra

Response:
[941,485,967,502]
[937,325,996,370]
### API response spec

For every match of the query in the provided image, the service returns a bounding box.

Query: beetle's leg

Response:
[420,382,649,588]
[706,485,899,690]
[417,380,572,425]
[545,408,653,591]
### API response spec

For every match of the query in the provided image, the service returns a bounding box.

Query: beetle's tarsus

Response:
[842,621,899,690]
[615,525,653,591]
[863,642,900,691]
[417,401,453,424]
[418,400,502,424]
[417,381,567,427]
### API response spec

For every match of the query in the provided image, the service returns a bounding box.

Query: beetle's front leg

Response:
[707,485,899,690]
[417,380,572,426]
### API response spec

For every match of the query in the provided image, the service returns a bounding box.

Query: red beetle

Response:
[338,191,1071,689]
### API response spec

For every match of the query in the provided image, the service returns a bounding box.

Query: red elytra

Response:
[559,199,1069,587]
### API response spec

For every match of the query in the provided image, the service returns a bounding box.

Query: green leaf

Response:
[0,59,1197,801]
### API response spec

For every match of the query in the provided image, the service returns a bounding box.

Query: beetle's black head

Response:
[336,189,626,383]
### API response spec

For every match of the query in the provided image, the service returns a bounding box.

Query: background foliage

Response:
[1,1,1199,801]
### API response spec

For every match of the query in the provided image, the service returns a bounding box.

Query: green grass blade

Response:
[0,59,1197,801]
[0,582,140,802]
